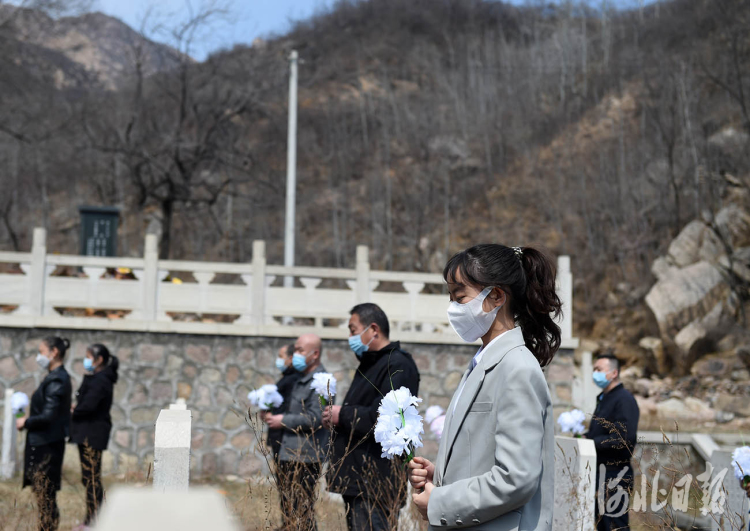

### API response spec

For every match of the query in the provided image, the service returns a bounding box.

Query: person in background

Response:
[266,344,301,462]
[586,352,640,531]
[265,334,328,531]
[323,303,420,531]
[69,343,119,530]
[16,336,73,531]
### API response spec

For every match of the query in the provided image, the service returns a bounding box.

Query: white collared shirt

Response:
[452,328,514,413]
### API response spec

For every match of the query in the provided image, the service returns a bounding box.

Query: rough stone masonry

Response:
[0,327,575,478]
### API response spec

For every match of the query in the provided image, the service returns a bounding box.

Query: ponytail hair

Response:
[88,343,110,364]
[87,343,119,376]
[443,244,562,367]
[43,336,71,360]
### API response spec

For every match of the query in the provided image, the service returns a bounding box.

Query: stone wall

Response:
[0,327,576,478]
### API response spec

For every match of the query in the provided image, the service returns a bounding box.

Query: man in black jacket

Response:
[323,303,420,531]
[266,344,301,462]
[586,353,640,531]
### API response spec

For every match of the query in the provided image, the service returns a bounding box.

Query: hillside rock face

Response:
[2,6,184,89]
[645,176,750,374]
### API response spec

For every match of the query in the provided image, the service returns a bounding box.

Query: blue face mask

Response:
[83,358,94,372]
[348,329,374,359]
[275,358,286,372]
[592,371,611,389]
[292,353,307,372]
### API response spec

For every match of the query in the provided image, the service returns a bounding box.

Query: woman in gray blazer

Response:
[409,244,562,530]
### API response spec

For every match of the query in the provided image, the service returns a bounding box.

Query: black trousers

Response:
[78,445,104,525]
[596,467,632,531]
[23,439,64,531]
[342,495,391,531]
[277,460,319,531]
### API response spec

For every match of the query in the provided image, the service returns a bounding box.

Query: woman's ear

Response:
[488,287,506,309]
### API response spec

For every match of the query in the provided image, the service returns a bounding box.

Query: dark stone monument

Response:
[79,206,120,256]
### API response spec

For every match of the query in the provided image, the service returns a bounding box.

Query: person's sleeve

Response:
[338,359,418,438]
[25,380,66,431]
[590,394,640,452]
[72,382,108,419]
[427,362,547,527]
[283,387,323,432]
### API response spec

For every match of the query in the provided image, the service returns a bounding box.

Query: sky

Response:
[93,0,652,62]
[94,0,340,61]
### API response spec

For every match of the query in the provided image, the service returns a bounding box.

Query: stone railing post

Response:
[1,388,17,479]
[153,408,192,492]
[557,255,573,340]
[355,245,370,304]
[251,240,267,329]
[28,228,47,316]
[142,234,159,322]
[553,436,596,531]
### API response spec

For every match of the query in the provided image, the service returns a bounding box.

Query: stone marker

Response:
[95,487,239,530]
[1,389,18,479]
[553,436,596,531]
[153,408,192,492]
[169,398,187,410]
[710,450,749,531]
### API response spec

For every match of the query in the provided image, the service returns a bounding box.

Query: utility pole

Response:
[283,50,298,289]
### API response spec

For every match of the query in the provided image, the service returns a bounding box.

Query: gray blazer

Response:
[428,327,554,530]
[278,364,329,463]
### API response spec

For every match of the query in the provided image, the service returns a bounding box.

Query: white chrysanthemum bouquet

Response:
[425,405,446,440]
[11,391,29,418]
[374,386,424,463]
[557,409,586,437]
[310,372,337,407]
[732,446,750,488]
[247,384,284,411]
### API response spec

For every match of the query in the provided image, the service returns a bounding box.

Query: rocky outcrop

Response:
[645,176,750,374]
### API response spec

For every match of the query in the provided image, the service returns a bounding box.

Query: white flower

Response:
[374,386,424,461]
[732,446,750,480]
[424,405,445,424]
[10,392,29,415]
[557,409,586,436]
[310,372,337,399]
[430,415,446,440]
[247,384,284,411]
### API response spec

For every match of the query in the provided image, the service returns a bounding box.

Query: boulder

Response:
[638,336,668,375]
[666,220,706,267]
[713,204,750,250]
[633,378,654,397]
[656,397,714,422]
[737,345,750,372]
[645,261,727,338]
[713,392,750,417]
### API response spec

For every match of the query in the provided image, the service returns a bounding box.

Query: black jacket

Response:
[586,383,640,471]
[25,366,72,447]
[267,366,302,457]
[327,341,420,499]
[69,358,118,450]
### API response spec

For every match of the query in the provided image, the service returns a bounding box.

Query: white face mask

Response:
[447,287,503,343]
[36,353,51,370]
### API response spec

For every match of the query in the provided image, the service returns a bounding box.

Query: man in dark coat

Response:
[586,353,640,531]
[266,344,302,461]
[323,303,420,531]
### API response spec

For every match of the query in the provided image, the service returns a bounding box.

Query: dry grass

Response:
[0,473,354,531]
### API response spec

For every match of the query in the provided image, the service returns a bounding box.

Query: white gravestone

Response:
[554,436,596,531]
[153,408,192,492]
[710,450,749,531]
[1,388,18,479]
[96,487,239,531]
